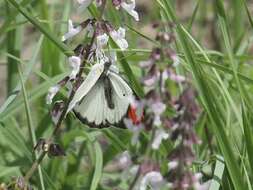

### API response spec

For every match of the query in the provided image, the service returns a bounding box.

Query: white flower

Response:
[171,54,180,67]
[139,60,153,68]
[124,118,143,145]
[139,171,164,190]
[168,161,178,169]
[151,129,169,150]
[69,56,81,80]
[62,20,82,41]
[46,85,60,104]
[150,101,166,126]
[95,33,109,62]
[96,33,109,48]
[121,0,139,21]
[118,151,132,168]
[110,27,128,50]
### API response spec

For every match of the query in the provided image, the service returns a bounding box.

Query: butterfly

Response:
[68,62,134,128]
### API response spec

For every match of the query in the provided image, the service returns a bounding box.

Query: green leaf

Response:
[0,73,67,121]
[90,142,103,190]
[209,155,225,190]
[18,65,45,190]
[0,35,43,115]
[157,1,247,189]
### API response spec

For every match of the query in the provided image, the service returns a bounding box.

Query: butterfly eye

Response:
[123,93,126,96]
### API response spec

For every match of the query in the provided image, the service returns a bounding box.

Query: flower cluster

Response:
[167,88,204,190]
[124,23,185,150]
[114,24,208,190]
[77,0,139,21]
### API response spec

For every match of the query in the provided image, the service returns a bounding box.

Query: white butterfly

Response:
[68,62,133,128]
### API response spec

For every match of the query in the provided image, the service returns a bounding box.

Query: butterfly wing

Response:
[68,63,104,112]
[107,72,133,124]
[74,72,133,128]
[74,80,107,126]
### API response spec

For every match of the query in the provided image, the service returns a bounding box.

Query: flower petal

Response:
[140,171,164,190]
[96,33,109,48]
[151,129,169,150]
[46,85,60,104]
[121,0,139,21]
[110,27,128,50]
[62,20,82,41]
[69,56,81,80]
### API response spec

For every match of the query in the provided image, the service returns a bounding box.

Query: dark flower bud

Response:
[150,48,161,61]
[48,143,66,157]
[51,101,65,125]
[112,0,122,7]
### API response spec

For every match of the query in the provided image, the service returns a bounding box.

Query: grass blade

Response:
[0,36,43,114]
[90,141,103,190]
[18,65,45,190]
[6,0,74,57]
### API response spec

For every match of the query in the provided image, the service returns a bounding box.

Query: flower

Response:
[46,85,60,104]
[171,54,180,67]
[121,0,139,21]
[143,75,158,86]
[139,60,153,68]
[139,171,164,190]
[124,118,143,145]
[168,161,178,170]
[110,27,128,50]
[151,129,169,150]
[118,151,132,168]
[150,101,166,126]
[169,72,186,83]
[69,56,81,80]
[62,20,82,41]
[96,33,109,48]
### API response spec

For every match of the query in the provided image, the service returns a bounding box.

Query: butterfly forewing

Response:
[68,63,104,112]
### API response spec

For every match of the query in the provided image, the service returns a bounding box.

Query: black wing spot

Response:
[123,93,126,96]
